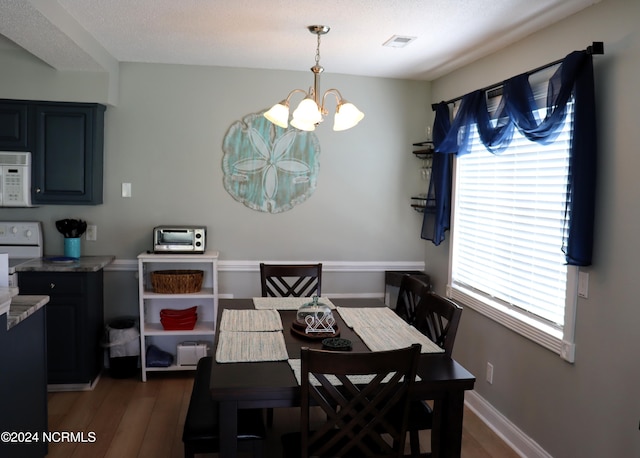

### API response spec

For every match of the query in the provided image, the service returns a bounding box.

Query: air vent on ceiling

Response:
[383,35,417,48]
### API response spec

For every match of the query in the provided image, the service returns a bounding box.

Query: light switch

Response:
[122,182,132,198]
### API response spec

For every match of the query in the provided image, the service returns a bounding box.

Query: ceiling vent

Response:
[383,35,417,48]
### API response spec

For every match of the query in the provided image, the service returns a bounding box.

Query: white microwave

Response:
[0,152,32,207]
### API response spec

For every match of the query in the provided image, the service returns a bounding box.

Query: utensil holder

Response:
[64,237,81,259]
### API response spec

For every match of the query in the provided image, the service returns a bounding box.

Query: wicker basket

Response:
[151,270,203,294]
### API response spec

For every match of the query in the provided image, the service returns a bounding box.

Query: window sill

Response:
[448,284,575,362]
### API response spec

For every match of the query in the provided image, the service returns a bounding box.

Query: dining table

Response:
[209,297,476,458]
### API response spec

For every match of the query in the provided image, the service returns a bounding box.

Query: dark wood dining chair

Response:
[260,263,322,297]
[414,292,463,357]
[394,273,432,325]
[259,262,323,426]
[393,291,464,456]
[282,344,421,458]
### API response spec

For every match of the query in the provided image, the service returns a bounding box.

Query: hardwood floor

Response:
[47,371,520,458]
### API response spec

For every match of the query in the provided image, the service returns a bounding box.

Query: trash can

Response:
[105,318,140,378]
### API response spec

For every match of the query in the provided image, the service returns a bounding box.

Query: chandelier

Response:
[264,25,364,132]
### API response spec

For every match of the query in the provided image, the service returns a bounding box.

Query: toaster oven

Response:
[153,226,206,253]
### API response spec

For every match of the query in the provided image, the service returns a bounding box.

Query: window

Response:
[448,95,578,362]
[427,52,598,363]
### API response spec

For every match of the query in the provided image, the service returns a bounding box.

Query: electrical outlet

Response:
[578,271,589,298]
[486,362,494,384]
[86,225,97,241]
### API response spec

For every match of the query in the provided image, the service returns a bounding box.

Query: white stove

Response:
[0,221,43,287]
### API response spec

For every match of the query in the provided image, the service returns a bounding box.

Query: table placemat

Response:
[287,359,420,386]
[215,331,288,363]
[219,309,283,331]
[337,306,407,329]
[354,325,444,354]
[253,297,336,310]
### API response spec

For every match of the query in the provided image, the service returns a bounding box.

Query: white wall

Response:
[428,0,640,456]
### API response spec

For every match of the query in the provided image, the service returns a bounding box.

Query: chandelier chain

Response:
[315,32,321,66]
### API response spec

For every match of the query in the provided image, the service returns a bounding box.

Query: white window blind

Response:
[450,101,574,334]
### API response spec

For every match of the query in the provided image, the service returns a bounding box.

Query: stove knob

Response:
[25,229,32,238]
[10,226,18,234]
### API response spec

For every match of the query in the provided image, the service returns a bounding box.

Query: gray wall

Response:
[427,0,640,456]
[0,41,431,314]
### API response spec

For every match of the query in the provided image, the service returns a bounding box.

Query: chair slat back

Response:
[260,263,322,297]
[395,274,431,325]
[414,292,463,356]
[299,344,420,458]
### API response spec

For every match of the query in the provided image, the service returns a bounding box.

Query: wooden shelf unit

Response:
[137,251,219,381]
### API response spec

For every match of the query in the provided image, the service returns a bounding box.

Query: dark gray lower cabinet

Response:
[19,271,105,386]
[0,308,48,458]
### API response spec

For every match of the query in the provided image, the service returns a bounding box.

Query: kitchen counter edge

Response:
[0,287,20,319]
[6,295,50,330]
[15,255,116,273]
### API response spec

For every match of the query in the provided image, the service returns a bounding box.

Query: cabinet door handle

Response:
[36,187,42,193]
[50,283,55,289]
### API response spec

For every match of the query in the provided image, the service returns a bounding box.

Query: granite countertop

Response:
[15,255,115,273]
[0,286,20,319]
[6,295,50,330]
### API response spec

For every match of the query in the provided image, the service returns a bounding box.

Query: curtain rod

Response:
[431,41,604,110]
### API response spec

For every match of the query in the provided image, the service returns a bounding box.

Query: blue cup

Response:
[64,237,81,259]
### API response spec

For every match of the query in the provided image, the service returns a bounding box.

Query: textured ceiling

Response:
[0,0,598,80]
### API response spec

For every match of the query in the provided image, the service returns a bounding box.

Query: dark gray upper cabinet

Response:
[0,99,106,205]
[0,101,31,150]
[33,102,106,205]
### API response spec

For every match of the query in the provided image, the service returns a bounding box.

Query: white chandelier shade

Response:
[263,25,364,132]
[333,101,365,131]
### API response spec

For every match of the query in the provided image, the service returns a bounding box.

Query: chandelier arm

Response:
[320,88,345,113]
[283,88,310,104]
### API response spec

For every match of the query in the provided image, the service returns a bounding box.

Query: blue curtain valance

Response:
[422,50,597,266]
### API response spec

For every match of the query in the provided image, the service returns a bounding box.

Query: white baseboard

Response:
[465,390,552,458]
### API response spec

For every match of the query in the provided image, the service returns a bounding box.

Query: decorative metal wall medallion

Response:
[222,110,321,213]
